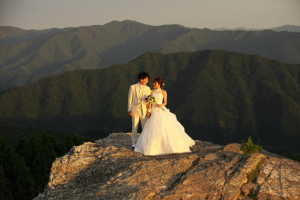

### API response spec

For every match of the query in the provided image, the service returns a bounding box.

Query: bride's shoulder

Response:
[161,89,167,94]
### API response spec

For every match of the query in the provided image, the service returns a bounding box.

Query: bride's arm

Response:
[158,90,167,107]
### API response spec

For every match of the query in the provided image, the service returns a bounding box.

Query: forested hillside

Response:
[0,130,92,200]
[1,50,300,153]
[0,125,85,148]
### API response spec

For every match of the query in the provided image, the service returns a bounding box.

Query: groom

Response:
[128,72,151,148]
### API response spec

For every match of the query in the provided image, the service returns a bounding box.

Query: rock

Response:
[34,133,300,200]
[222,153,265,199]
[257,157,300,200]
[204,153,218,161]
[241,182,256,196]
[163,153,265,200]
[223,143,244,154]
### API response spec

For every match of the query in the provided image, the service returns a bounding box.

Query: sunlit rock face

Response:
[34,133,300,200]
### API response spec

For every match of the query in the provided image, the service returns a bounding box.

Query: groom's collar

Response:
[138,82,145,87]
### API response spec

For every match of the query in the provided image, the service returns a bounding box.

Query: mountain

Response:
[1,50,300,153]
[34,132,300,200]
[214,27,263,31]
[0,26,77,45]
[1,20,300,89]
[270,25,300,33]
[214,25,300,33]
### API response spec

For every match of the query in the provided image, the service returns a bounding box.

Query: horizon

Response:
[0,0,299,30]
[1,19,299,31]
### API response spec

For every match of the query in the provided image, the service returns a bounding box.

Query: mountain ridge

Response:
[1,20,300,89]
[214,25,300,32]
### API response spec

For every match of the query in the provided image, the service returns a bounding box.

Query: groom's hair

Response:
[138,72,150,81]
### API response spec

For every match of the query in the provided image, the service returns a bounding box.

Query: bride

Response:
[134,77,195,156]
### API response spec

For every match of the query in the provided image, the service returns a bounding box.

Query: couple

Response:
[128,72,195,156]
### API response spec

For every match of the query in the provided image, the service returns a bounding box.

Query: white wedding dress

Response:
[134,89,195,156]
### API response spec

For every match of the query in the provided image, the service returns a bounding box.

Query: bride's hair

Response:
[154,77,164,89]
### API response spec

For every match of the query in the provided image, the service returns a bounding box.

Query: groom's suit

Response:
[128,83,151,146]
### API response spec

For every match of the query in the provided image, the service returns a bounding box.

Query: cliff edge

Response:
[34,133,300,200]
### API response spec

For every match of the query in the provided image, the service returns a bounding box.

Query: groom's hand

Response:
[146,104,151,109]
[147,112,151,118]
[129,112,134,116]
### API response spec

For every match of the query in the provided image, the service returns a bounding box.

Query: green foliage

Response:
[39,132,57,166]
[241,137,262,154]
[0,165,13,200]
[0,128,92,199]
[16,135,48,192]
[0,125,86,148]
[246,159,263,199]
[295,154,300,162]
[247,159,264,183]
[1,20,300,89]
[0,139,36,200]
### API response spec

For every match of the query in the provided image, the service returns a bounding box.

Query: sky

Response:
[0,0,299,30]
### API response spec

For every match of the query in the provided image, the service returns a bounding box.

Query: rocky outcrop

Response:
[34,133,300,200]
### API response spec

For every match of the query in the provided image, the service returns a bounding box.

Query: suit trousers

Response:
[131,107,147,145]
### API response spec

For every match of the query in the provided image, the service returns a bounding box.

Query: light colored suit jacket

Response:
[128,83,151,115]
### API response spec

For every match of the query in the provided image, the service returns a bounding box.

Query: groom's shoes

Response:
[131,145,135,150]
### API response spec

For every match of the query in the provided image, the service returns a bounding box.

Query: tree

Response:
[15,135,48,193]
[0,165,13,200]
[39,132,57,168]
[0,139,36,199]
[15,133,28,154]
[63,133,75,152]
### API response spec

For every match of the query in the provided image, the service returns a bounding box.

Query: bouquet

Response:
[145,95,165,111]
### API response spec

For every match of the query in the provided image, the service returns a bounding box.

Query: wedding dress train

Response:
[134,89,195,156]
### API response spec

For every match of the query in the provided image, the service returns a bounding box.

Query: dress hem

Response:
[134,147,193,156]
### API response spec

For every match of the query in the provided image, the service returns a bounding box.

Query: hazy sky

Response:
[0,0,299,30]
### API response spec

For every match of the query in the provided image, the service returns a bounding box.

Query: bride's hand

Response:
[157,104,163,108]
[147,112,151,117]
[146,104,151,109]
